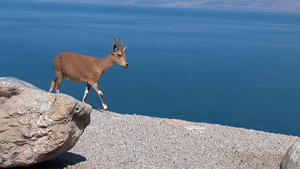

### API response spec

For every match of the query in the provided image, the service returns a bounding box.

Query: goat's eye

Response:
[117,54,122,57]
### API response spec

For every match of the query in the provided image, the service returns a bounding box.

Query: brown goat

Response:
[49,37,128,110]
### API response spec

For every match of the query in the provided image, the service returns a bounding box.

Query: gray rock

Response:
[281,140,300,169]
[0,77,92,168]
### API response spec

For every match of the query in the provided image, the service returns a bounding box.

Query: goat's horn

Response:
[112,36,120,49]
[118,38,124,50]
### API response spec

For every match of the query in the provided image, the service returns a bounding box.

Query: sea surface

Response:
[0,0,299,136]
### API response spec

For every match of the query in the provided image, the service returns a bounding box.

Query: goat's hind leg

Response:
[82,83,91,103]
[49,76,62,93]
[49,78,61,93]
[49,79,56,93]
[54,77,62,93]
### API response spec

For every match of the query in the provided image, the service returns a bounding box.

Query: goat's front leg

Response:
[91,83,108,110]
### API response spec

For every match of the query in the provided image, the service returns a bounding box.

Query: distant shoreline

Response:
[31,0,300,13]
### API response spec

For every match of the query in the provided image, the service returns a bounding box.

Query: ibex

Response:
[49,37,128,110]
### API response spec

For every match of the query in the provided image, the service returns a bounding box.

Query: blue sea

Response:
[0,0,299,136]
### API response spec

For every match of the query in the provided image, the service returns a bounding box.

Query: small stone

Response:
[281,140,300,169]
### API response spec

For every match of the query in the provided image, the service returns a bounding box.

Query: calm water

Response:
[1,1,299,136]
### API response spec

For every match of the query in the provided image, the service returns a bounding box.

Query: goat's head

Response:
[112,37,128,68]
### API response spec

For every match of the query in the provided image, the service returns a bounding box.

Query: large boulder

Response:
[281,140,300,169]
[0,77,92,168]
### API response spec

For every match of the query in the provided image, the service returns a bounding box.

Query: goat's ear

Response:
[123,46,127,51]
[112,42,117,52]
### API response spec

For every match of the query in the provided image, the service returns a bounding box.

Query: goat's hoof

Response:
[98,108,108,112]
[102,104,108,110]
[102,106,108,111]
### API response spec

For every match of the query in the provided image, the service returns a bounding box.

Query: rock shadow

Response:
[11,152,86,169]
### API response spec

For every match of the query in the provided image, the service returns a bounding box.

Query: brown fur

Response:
[49,37,128,110]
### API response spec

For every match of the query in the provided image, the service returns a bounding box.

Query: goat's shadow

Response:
[11,152,86,169]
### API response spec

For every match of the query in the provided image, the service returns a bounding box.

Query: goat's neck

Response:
[98,54,114,75]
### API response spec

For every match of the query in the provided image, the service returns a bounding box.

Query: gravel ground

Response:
[21,109,298,169]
